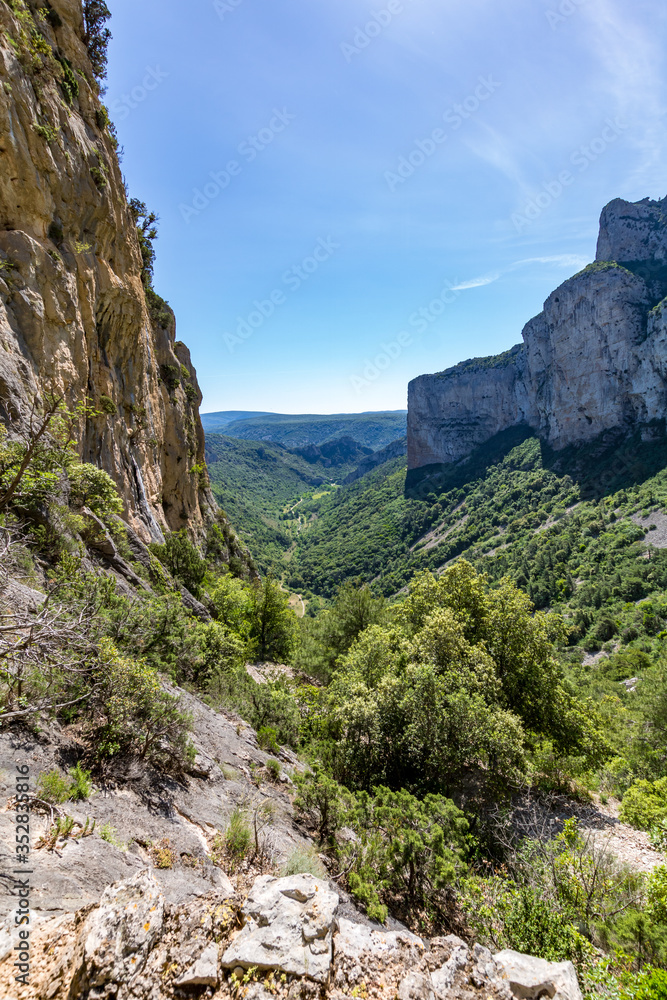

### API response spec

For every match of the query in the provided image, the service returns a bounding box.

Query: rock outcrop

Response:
[408,196,667,471]
[220,874,339,982]
[0,0,213,542]
[0,868,586,1000]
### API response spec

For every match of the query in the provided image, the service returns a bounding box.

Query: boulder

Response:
[431,935,470,996]
[175,942,219,987]
[333,917,425,989]
[493,950,583,1000]
[220,874,339,983]
[68,870,164,995]
[398,970,436,1000]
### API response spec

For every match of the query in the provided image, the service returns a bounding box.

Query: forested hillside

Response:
[205,434,364,574]
[287,429,667,657]
[217,410,407,450]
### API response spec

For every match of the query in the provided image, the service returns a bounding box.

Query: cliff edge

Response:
[408,196,667,471]
[0,0,213,542]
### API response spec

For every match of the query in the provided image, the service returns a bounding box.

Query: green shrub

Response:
[98,395,117,415]
[99,823,126,850]
[248,576,298,663]
[266,758,281,781]
[68,464,123,521]
[37,769,72,804]
[150,530,207,598]
[628,968,667,1000]
[68,762,93,801]
[224,806,252,858]
[183,620,245,685]
[344,787,468,917]
[620,778,667,830]
[257,725,279,753]
[280,846,326,878]
[295,767,352,845]
[159,364,181,392]
[499,887,588,964]
[209,668,301,749]
[90,639,194,770]
[55,54,78,104]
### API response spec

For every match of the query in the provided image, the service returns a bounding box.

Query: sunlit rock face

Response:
[408,197,667,471]
[0,0,214,541]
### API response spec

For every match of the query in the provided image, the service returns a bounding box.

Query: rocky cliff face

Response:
[408,196,667,471]
[0,0,214,542]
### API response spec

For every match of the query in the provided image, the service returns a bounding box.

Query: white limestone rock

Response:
[175,943,219,987]
[220,874,339,983]
[493,949,583,1000]
[333,917,425,989]
[68,870,164,995]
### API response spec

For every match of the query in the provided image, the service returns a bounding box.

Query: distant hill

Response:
[204,411,407,450]
[200,410,274,432]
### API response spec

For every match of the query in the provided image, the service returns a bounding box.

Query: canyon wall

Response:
[408,196,667,471]
[0,0,214,542]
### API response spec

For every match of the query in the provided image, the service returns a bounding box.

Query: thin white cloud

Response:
[451,273,501,291]
[451,254,587,293]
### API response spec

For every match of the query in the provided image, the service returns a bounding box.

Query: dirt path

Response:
[513,794,665,873]
[579,799,665,873]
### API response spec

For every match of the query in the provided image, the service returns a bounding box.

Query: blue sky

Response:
[106,0,667,414]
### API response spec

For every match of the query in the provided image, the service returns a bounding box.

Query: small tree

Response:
[295,766,352,845]
[129,199,158,289]
[91,639,194,768]
[248,575,297,662]
[83,1,112,83]
[151,530,207,598]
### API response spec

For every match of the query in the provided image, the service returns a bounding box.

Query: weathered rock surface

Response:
[0,0,216,543]
[0,867,584,1000]
[0,694,309,926]
[68,870,164,996]
[174,942,219,987]
[430,935,470,995]
[408,196,667,471]
[493,949,583,1000]
[221,874,339,982]
[333,917,425,989]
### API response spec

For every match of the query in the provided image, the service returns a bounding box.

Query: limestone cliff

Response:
[0,0,214,543]
[408,196,667,471]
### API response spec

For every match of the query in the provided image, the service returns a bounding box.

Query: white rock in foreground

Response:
[69,870,164,995]
[334,917,425,988]
[431,935,470,996]
[175,942,219,987]
[220,874,339,983]
[493,949,583,1000]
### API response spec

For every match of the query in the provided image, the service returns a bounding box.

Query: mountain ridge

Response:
[408,196,667,473]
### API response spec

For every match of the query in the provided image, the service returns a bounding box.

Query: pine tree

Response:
[83,1,112,83]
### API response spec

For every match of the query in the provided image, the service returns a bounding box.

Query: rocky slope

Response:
[0,697,586,1000]
[0,864,585,1000]
[0,0,213,543]
[408,196,667,471]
